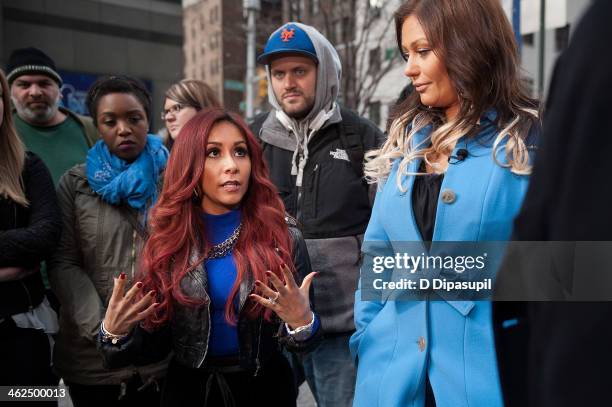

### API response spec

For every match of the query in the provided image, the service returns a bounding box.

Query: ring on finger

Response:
[268,292,280,305]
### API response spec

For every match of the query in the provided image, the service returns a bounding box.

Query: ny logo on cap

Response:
[280,28,295,42]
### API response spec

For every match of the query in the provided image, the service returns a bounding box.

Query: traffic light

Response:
[257,67,268,99]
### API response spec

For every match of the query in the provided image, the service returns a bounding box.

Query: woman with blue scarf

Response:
[48,76,169,406]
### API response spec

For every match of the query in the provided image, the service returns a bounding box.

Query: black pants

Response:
[65,375,163,407]
[0,318,57,407]
[162,353,297,407]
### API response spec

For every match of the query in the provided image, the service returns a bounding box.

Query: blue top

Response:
[202,209,241,356]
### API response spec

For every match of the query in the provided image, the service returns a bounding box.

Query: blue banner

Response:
[58,70,153,116]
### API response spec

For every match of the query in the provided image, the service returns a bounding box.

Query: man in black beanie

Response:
[7,47,97,185]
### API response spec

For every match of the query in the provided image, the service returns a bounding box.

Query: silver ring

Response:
[268,292,280,305]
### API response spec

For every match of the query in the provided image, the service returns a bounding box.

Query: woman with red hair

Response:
[97,108,319,406]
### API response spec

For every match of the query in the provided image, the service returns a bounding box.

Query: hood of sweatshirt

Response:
[259,22,343,186]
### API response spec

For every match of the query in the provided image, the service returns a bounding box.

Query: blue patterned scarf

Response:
[86,135,168,211]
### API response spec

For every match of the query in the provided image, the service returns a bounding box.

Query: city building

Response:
[0,0,184,130]
[183,0,282,113]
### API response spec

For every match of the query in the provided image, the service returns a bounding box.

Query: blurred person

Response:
[97,108,320,407]
[161,79,221,150]
[48,76,169,406]
[350,1,539,406]
[493,0,612,406]
[250,22,385,407]
[6,47,97,185]
[0,68,61,405]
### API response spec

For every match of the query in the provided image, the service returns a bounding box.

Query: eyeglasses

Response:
[161,103,185,120]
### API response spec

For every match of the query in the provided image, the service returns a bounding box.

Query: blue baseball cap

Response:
[257,23,318,65]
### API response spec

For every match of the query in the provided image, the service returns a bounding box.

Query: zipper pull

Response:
[254,358,261,377]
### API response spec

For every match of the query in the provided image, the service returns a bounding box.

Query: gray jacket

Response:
[48,164,168,385]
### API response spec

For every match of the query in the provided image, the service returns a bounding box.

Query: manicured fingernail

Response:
[149,290,156,296]
[136,282,143,288]
[120,273,126,280]
[254,281,261,286]
[281,263,287,268]
[153,303,159,308]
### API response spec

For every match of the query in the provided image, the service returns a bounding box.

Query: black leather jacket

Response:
[98,220,318,373]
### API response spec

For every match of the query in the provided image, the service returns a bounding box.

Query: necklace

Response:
[206,223,242,259]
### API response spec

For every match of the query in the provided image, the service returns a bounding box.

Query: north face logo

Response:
[330,148,349,162]
[280,28,295,42]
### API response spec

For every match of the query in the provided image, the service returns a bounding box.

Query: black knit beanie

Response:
[6,47,62,86]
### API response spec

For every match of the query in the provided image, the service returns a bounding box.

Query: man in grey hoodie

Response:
[251,22,384,407]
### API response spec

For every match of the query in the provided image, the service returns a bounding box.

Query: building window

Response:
[369,48,381,73]
[310,0,320,14]
[210,32,219,50]
[385,47,397,61]
[369,101,381,127]
[292,1,301,20]
[367,0,382,18]
[555,24,570,52]
[329,21,338,44]
[522,33,534,47]
[210,5,219,23]
[341,16,352,43]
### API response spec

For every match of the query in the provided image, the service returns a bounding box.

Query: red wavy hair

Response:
[140,109,293,329]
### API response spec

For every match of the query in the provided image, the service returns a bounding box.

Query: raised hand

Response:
[103,272,158,336]
[250,264,317,330]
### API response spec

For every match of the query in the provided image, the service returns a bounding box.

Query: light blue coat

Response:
[350,112,533,407]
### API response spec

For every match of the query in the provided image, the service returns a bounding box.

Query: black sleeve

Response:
[248,112,269,143]
[97,324,172,369]
[360,116,386,151]
[0,153,62,267]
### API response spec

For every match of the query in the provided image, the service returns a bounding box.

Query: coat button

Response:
[441,189,456,204]
[417,336,426,352]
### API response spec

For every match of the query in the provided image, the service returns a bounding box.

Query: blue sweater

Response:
[202,209,241,356]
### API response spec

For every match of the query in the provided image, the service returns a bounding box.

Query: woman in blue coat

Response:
[349,1,539,406]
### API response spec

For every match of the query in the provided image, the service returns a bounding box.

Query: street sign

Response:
[224,79,245,92]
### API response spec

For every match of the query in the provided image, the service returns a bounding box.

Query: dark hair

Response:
[391,0,538,129]
[86,75,152,127]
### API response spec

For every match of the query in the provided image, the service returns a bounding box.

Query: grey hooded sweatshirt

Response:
[258,23,383,334]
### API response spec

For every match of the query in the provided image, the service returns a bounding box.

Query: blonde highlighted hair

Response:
[365,0,540,191]
[0,69,28,206]
[164,79,221,112]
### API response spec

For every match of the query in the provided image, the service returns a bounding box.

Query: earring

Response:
[192,188,201,204]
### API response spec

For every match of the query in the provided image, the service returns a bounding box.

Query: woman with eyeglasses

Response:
[161,79,221,150]
[97,108,320,406]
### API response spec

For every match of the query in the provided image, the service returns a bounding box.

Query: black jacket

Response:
[0,152,61,318]
[493,1,612,406]
[251,107,385,239]
[98,221,318,373]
